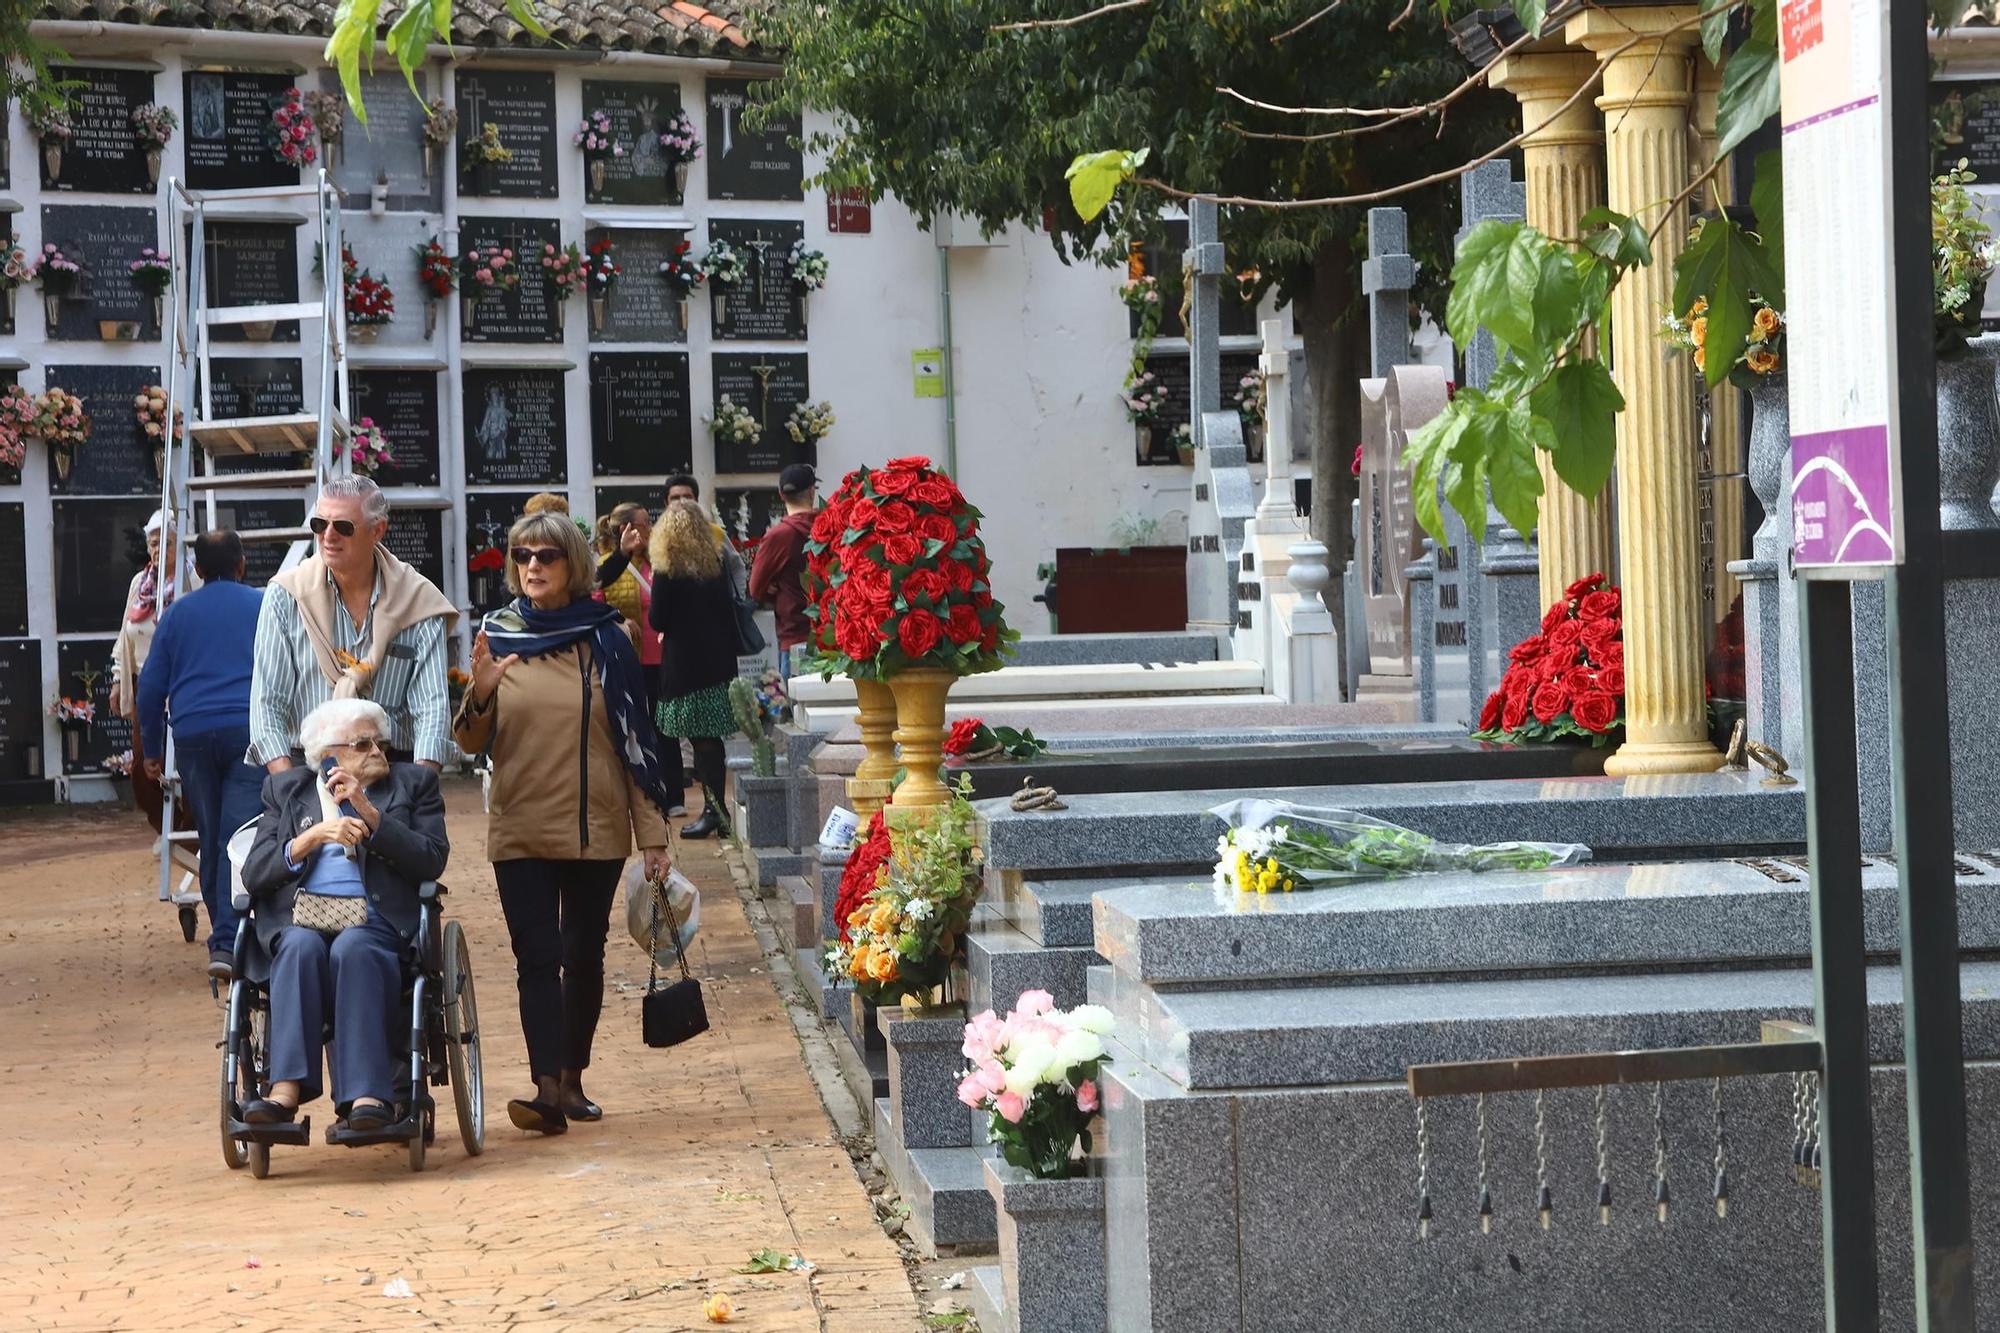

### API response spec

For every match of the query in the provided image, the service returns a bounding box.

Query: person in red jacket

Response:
[748,464,820,682]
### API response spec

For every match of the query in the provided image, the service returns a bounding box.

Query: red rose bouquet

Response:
[1474,572,1625,747]
[803,455,1017,681]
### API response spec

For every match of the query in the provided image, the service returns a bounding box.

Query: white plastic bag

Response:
[624,862,699,965]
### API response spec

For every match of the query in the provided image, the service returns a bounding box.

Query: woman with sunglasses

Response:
[648,500,743,839]
[452,511,675,1134]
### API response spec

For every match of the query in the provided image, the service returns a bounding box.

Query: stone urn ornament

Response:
[1744,374,1791,563]
[847,678,899,818]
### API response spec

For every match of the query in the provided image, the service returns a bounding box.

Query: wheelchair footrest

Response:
[326,1113,420,1148]
[230,1116,312,1145]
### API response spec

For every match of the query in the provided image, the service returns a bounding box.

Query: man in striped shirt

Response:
[248,478,458,772]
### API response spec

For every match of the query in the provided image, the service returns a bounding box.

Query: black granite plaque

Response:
[0,504,24,638]
[465,491,538,618]
[1136,350,1261,465]
[43,66,155,194]
[711,353,809,474]
[460,217,562,344]
[0,216,12,341]
[455,70,558,199]
[593,483,667,522]
[384,508,446,590]
[708,218,806,342]
[705,78,801,202]
[201,356,305,473]
[216,499,295,587]
[53,498,154,633]
[589,226,693,343]
[463,367,567,487]
[589,352,692,478]
[352,369,441,487]
[201,220,301,343]
[715,487,785,555]
[57,637,129,774]
[0,640,44,781]
[184,70,303,191]
[320,69,444,213]
[580,80,689,206]
[47,362,163,496]
[40,204,162,342]
[1936,81,2000,176]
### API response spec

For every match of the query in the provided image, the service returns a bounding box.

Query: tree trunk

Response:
[1294,235,1364,697]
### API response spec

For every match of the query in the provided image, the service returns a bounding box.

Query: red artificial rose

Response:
[886,454,933,470]
[1538,656,1569,685]
[874,501,916,535]
[1571,691,1619,733]
[844,556,891,603]
[836,609,886,662]
[1564,666,1596,697]
[938,557,975,593]
[1580,618,1620,659]
[1579,589,1621,621]
[980,620,1001,652]
[1509,635,1548,666]
[1503,669,1533,706]
[1596,665,1626,696]
[811,507,846,544]
[943,717,982,756]
[947,602,982,644]
[1532,679,1570,725]
[833,814,891,941]
[1501,690,1529,732]
[899,609,946,658]
[1540,602,1569,634]
[1597,639,1624,670]
[1565,572,1607,601]
[1351,444,1363,477]
[916,512,958,546]
[1547,619,1584,658]
[846,497,880,530]
[871,468,918,496]
[882,533,923,566]
[1479,690,1504,731]
[974,587,995,610]
[901,568,948,605]
[911,477,959,509]
[837,580,886,630]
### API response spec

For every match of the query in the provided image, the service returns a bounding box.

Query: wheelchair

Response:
[217,818,484,1175]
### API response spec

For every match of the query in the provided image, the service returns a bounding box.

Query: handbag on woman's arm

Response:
[643,874,709,1048]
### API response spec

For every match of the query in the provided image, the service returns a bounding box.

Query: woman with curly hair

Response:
[649,500,739,838]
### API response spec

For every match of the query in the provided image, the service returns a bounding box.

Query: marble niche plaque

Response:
[216,499,296,586]
[184,70,304,191]
[590,352,692,478]
[351,369,441,487]
[0,640,45,782]
[200,219,301,343]
[465,491,540,618]
[705,77,802,202]
[53,498,155,633]
[201,356,304,473]
[0,503,25,637]
[715,487,785,554]
[57,638,128,774]
[588,226,693,343]
[581,80,687,207]
[1136,350,1261,465]
[594,483,667,521]
[341,211,440,350]
[462,367,566,487]
[47,363,163,497]
[460,217,562,344]
[708,218,806,342]
[319,69,444,213]
[43,66,155,194]
[712,353,809,474]
[455,70,559,199]
[384,508,446,589]
[40,204,161,342]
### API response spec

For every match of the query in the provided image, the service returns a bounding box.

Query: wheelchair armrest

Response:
[231,889,250,913]
[418,881,440,902]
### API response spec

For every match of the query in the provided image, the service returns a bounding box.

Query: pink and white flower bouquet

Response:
[958,991,1112,1179]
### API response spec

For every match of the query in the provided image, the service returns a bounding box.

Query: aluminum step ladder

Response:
[153,171,354,942]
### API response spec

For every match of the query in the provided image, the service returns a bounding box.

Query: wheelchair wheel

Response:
[179,906,198,943]
[407,1103,429,1173]
[239,1029,272,1179]
[442,921,484,1157]
[219,995,248,1172]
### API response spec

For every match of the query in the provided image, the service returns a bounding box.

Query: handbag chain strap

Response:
[645,871,694,995]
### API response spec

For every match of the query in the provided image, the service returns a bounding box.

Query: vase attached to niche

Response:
[589,294,607,334]
[349,322,381,343]
[424,297,439,338]
[1134,424,1152,460]
[1938,334,2000,531]
[588,156,607,194]
[145,149,161,186]
[712,287,730,328]
[676,295,690,332]
[672,160,690,202]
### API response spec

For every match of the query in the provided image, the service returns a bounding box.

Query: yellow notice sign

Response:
[912,349,945,398]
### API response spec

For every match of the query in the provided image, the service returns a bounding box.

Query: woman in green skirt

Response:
[649,500,740,837]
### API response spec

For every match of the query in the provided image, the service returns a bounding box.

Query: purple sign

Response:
[1791,424,1897,567]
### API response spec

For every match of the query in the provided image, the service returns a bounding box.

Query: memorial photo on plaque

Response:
[39,204,161,342]
[351,369,441,487]
[53,498,155,633]
[462,367,567,487]
[0,640,45,782]
[460,217,562,343]
[711,353,809,474]
[455,70,559,199]
[708,219,806,342]
[200,220,301,343]
[590,353,692,477]
[705,78,801,202]
[42,66,156,194]
[465,491,539,617]
[184,70,305,191]
[587,226,693,343]
[56,638,128,775]
[46,363,163,497]
[581,81,689,207]
[0,503,26,638]
[319,69,444,213]
[385,508,446,590]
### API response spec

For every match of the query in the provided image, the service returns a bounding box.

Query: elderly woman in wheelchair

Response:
[236,698,449,1132]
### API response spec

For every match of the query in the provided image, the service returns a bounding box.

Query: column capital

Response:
[1489,52,1604,150]
[1566,5,1701,108]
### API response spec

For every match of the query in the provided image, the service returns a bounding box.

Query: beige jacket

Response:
[451,641,668,862]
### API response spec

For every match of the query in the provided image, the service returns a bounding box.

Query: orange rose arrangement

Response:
[822,777,981,1005]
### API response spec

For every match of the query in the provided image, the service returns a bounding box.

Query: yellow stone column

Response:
[1694,61,1745,638]
[1489,52,1618,610]
[1570,6,1722,775]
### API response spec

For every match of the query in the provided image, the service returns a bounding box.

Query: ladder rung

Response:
[205,302,322,326]
[192,182,324,201]
[188,469,318,491]
[165,830,199,843]
[239,526,315,544]
[187,414,336,456]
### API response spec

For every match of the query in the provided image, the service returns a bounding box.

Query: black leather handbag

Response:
[731,584,767,657]
[643,878,709,1048]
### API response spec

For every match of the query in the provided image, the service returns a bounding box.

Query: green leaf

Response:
[1715,3,1779,162]
[1516,0,1547,36]
[1445,220,1520,350]
[738,1249,790,1274]
[1749,148,1785,302]
[1529,360,1623,498]
[503,0,553,40]
[1531,248,1585,349]
[1405,406,1468,542]
[1671,215,1779,386]
[1579,207,1652,269]
[324,0,387,123]
[1699,0,1733,64]
[1064,148,1146,222]
[1489,399,1548,541]
[385,1,432,100]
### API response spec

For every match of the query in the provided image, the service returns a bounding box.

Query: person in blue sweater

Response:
[139,531,265,980]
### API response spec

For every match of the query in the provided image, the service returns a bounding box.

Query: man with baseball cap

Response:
[749,464,820,682]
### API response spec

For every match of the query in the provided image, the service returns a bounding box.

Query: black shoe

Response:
[560,1095,603,1122]
[243,1098,297,1125]
[346,1101,393,1131]
[507,1098,568,1134]
[681,808,720,839]
[208,950,234,982]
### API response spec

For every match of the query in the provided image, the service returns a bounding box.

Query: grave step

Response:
[186,468,318,491]
[967,909,1100,1015]
[964,1265,1007,1333]
[793,660,1264,708]
[1007,630,1219,667]
[872,1097,997,1255]
[998,874,1124,948]
[773,874,816,957]
[189,411,345,456]
[793,946,839,1022]
[237,525,315,544]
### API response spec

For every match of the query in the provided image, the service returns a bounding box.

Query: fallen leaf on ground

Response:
[381,1278,415,1299]
[938,1272,966,1290]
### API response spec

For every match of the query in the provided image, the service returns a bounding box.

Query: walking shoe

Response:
[506,1098,568,1134]
[680,807,720,839]
[667,803,688,818]
[207,950,234,982]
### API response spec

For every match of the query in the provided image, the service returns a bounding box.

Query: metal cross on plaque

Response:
[746,235,775,308]
[750,359,778,427]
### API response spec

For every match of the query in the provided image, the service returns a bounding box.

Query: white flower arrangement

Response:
[703,238,748,289]
[790,241,829,292]
[708,394,761,445]
[785,399,835,445]
[957,991,1114,1179]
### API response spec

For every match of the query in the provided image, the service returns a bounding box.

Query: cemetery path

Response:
[0,780,918,1332]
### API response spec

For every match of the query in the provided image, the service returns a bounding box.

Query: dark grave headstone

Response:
[460,216,562,343]
[0,215,12,341]
[184,70,303,191]
[711,352,809,474]
[384,508,446,589]
[708,218,806,341]
[216,499,296,586]
[200,219,301,343]
[465,491,539,618]
[319,69,444,213]
[201,356,304,473]
[715,487,784,558]
[588,226,694,343]
[594,483,667,522]
[0,504,24,637]
[1136,350,1261,465]
[589,352,692,478]
[455,70,559,199]
[0,640,44,781]
[1935,80,2000,176]
[462,367,567,487]
[39,204,161,342]
[53,498,153,633]
[42,66,155,194]
[580,80,687,206]
[56,637,128,774]
[705,77,802,202]
[352,369,441,487]
[47,362,162,496]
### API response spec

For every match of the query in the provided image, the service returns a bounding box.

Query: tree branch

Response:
[992,0,1150,31]
[1270,0,1343,44]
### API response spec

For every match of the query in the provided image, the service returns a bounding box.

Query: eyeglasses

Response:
[510,546,566,567]
[335,737,382,753]
[310,516,357,537]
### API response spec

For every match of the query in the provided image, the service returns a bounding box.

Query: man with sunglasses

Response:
[249,477,459,774]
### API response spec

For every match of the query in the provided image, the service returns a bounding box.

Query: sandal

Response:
[507,1098,569,1134]
[346,1100,393,1131]
[243,1098,297,1124]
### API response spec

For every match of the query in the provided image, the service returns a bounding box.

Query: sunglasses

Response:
[334,737,382,753]
[511,546,566,567]
[309,516,357,537]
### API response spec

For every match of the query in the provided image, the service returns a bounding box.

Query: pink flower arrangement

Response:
[957,991,1113,1179]
[346,417,393,476]
[133,384,180,444]
[266,88,317,169]
[572,110,622,157]
[541,241,586,297]
[657,107,702,164]
[0,384,33,469]
[461,244,519,293]
[32,243,80,289]
[0,247,30,290]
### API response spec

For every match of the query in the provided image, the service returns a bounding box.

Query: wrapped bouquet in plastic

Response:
[1210,798,1590,895]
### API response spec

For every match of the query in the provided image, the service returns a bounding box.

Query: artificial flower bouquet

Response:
[825,777,982,1005]
[791,241,829,292]
[346,268,395,326]
[128,248,172,298]
[831,810,891,946]
[1660,295,1784,387]
[50,696,95,729]
[1210,798,1588,896]
[541,241,587,299]
[415,238,455,297]
[1935,160,2000,356]
[461,244,519,294]
[784,400,834,446]
[657,107,703,165]
[708,395,761,447]
[1122,369,1166,427]
[752,666,789,725]
[658,239,705,294]
[0,384,34,469]
[957,991,1112,1180]
[266,88,316,169]
[580,236,622,293]
[1474,572,1626,746]
[134,384,181,444]
[32,243,80,295]
[465,121,513,166]
[130,103,176,149]
[0,246,28,292]
[573,109,622,158]
[942,716,1048,762]
[347,417,394,475]
[423,99,457,147]
[702,238,748,289]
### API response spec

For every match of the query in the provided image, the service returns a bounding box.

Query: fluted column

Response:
[1570,6,1722,775]
[1490,52,1617,610]
[1693,61,1745,635]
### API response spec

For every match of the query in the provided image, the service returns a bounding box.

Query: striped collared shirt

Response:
[247,569,449,765]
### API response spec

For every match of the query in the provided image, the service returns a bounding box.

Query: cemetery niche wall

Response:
[201,357,304,473]
[581,80,689,207]
[460,217,562,343]
[708,218,806,341]
[465,491,540,618]
[52,498,153,634]
[590,352,692,478]
[588,225,694,342]
[704,77,802,202]
[55,637,126,774]
[199,219,301,343]
[711,352,809,474]
[318,70,444,213]
[46,363,163,497]
[42,67,156,195]
[463,367,566,488]
[40,204,162,342]
[351,369,442,488]
[183,70,304,192]
[455,70,559,198]
[0,639,45,783]
[0,503,24,639]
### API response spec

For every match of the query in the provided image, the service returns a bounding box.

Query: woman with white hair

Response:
[112,509,198,833]
[237,698,450,1130]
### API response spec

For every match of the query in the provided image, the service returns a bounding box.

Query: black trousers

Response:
[493,858,624,1081]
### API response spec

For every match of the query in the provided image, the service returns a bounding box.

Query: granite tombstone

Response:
[460,217,562,343]
[0,639,43,780]
[350,369,441,487]
[53,498,154,633]
[384,508,446,589]
[0,503,25,638]
[200,356,304,473]
[46,362,162,497]
[708,218,806,341]
[42,66,155,194]
[455,71,559,199]
[580,80,686,207]
[319,70,443,213]
[588,226,695,342]
[594,483,666,521]
[56,638,127,774]
[711,352,808,474]
[704,78,801,202]
[590,352,692,477]
[462,367,566,487]
[184,71,303,191]
[39,204,161,342]
[217,499,296,586]
[464,491,540,617]
[200,220,301,343]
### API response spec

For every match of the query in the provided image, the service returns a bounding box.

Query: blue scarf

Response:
[479,598,675,820]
